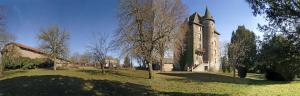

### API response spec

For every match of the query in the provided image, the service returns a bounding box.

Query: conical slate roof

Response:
[203,6,214,20]
[189,12,202,24]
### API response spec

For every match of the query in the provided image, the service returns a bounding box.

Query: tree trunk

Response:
[130,56,133,70]
[148,63,153,79]
[160,57,164,72]
[101,62,105,74]
[233,67,236,78]
[0,53,3,77]
[143,60,147,69]
[108,60,112,70]
[53,58,57,70]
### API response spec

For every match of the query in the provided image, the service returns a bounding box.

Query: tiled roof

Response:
[189,12,202,25]
[10,42,45,55]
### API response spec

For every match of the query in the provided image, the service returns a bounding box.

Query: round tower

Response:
[202,7,215,71]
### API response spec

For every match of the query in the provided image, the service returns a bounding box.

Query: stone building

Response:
[162,58,174,72]
[174,7,221,72]
[104,56,119,68]
[2,42,71,67]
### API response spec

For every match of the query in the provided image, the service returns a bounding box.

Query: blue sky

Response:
[1,0,265,57]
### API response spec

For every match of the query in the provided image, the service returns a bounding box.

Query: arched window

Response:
[214,41,216,46]
[215,58,216,64]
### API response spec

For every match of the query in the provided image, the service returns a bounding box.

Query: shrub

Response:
[237,67,247,78]
[264,70,295,81]
[2,57,54,70]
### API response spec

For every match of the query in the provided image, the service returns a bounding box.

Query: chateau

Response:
[174,7,221,72]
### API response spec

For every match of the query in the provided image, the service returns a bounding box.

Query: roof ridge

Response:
[6,42,71,62]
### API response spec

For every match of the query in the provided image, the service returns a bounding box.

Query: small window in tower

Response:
[215,50,216,55]
[200,34,201,41]
[215,58,217,64]
[215,41,216,46]
[204,66,208,71]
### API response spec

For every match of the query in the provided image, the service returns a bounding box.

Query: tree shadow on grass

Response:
[3,70,28,77]
[78,69,148,79]
[161,92,230,96]
[159,72,290,85]
[79,69,103,75]
[248,79,290,85]
[159,72,249,84]
[0,75,229,96]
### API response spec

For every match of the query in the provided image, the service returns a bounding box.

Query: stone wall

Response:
[163,63,173,72]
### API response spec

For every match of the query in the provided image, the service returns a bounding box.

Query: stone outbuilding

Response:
[1,42,71,67]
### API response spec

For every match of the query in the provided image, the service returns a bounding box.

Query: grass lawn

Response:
[0,67,300,96]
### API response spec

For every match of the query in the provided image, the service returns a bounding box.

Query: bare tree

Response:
[70,52,81,64]
[153,0,187,72]
[89,32,112,74]
[80,52,92,66]
[220,42,231,73]
[173,21,189,70]
[0,6,6,76]
[0,6,14,76]
[38,26,70,70]
[0,31,15,74]
[116,0,186,79]
[116,0,154,79]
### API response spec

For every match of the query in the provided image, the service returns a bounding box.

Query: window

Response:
[215,50,216,55]
[213,41,216,46]
[199,34,201,41]
[204,66,208,71]
[215,58,217,64]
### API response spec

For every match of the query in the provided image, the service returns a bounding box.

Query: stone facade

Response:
[175,7,221,72]
[162,58,174,71]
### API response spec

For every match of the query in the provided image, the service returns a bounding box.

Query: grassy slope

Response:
[0,68,299,96]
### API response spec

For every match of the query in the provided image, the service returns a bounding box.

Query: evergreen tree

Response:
[246,0,300,34]
[259,35,300,81]
[123,55,131,68]
[247,0,300,81]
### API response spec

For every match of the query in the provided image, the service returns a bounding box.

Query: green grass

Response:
[0,67,300,96]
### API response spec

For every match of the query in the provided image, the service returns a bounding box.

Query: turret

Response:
[202,7,215,71]
[203,6,215,22]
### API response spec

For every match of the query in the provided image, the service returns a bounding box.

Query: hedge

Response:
[2,57,53,70]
